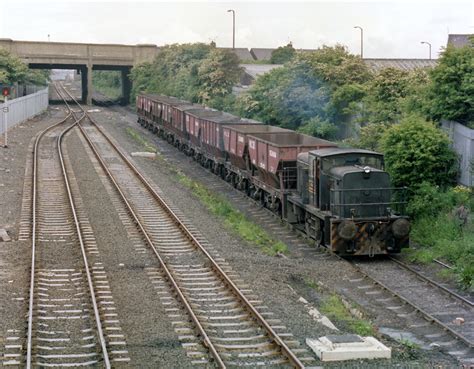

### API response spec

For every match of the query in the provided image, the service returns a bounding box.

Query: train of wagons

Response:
[136,93,411,256]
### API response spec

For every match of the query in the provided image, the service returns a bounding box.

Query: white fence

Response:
[442,120,474,187]
[0,88,49,134]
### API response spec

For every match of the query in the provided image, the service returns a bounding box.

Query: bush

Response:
[297,117,337,139]
[381,115,458,189]
[407,182,458,218]
[356,122,389,151]
[270,43,296,64]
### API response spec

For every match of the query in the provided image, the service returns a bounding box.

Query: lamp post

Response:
[354,26,363,58]
[227,9,235,49]
[421,41,432,60]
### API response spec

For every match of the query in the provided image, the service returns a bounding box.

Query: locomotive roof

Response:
[309,147,383,158]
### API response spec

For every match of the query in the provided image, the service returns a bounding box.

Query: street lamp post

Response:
[227,9,235,49]
[354,26,363,58]
[421,41,432,60]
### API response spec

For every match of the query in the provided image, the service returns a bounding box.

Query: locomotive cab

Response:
[290,148,409,256]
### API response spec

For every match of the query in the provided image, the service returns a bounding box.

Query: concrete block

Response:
[306,334,391,362]
[0,229,11,242]
[131,152,156,158]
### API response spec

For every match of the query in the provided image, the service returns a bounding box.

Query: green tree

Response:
[0,48,28,84]
[362,67,410,124]
[236,62,330,129]
[381,115,458,189]
[270,43,296,64]
[427,42,474,125]
[197,49,242,103]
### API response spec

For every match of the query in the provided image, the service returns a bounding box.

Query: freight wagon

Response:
[136,93,410,256]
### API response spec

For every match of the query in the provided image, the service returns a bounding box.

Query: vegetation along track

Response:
[26,84,111,367]
[132,105,474,366]
[343,255,474,365]
[59,84,314,367]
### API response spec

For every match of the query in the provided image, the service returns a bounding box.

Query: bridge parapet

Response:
[0,39,160,104]
[0,39,159,66]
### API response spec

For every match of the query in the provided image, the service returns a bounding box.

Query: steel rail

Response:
[61,85,305,368]
[389,256,473,307]
[60,85,228,367]
[26,88,73,369]
[338,255,474,349]
[26,84,111,368]
[433,258,454,270]
[87,117,305,368]
[55,84,111,368]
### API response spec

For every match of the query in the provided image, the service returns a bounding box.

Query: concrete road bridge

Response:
[0,39,159,104]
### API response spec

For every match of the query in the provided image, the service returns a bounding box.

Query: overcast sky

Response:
[1,1,472,59]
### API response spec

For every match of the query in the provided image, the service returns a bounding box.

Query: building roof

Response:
[363,58,437,72]
[447,34,473,48]
[250,48,275,61]
[250,47,317,60]
[240,64,282,79]
[218,47,254,61]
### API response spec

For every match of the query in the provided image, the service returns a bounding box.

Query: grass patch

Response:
[94,85,121,100]
[405,213,474,290]
[176,171,289,256]
[403,184,474,291]
[320,294,375,336]
[126,127,156,153]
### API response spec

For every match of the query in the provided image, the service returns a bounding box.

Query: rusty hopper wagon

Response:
[245,132,336,211]
[136,92,410,256]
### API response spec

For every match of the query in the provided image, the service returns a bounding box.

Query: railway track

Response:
[26,85,111,367]
[59,85,313,367]
[131,109,474,365]
[343,256,474,365]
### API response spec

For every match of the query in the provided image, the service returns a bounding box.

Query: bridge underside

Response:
[29,63,132,105]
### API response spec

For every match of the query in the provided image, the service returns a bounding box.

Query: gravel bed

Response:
[0,103,459,367]
[65,128,195,368]
[0,108,68,363]
[90,106,458,367]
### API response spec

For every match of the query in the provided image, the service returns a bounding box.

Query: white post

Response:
[3,96,8,148]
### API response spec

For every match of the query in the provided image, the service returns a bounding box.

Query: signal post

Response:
[2,87,9,148]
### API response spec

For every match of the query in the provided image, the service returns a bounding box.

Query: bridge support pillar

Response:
[121,68,132,105]
[81,66,88,104]
[86,63,93,105]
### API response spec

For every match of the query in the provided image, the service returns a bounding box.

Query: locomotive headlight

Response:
[392,218,410,238]
[338,221,357,240]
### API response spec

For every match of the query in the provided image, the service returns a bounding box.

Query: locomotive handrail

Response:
[330,187,408,217]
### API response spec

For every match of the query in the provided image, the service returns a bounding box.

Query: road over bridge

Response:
[0,39,159,104]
